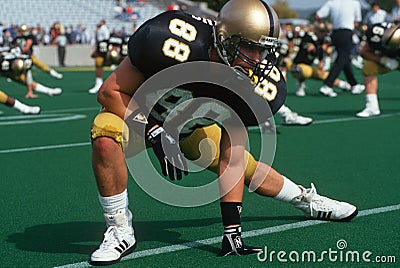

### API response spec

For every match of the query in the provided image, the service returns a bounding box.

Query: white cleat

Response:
[281,112,312,126]
[319,85,337,97]
[88,84,101,94]
[296,81,306,97]
[351,84,365,95]
[48,88,62,96]
[22,106,41,115]
[50,69,63,79]
[90,209,136,266]
[291,183,358,222]
[356,107,380,118]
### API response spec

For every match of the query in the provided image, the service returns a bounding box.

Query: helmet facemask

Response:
[213,0,281,86]
[215,33,279,85]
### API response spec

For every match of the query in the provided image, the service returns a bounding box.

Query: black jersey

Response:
[0,51,32,77]
[128,10,213,78]
[366,22,399,58]
[293,32,323,65]
[127,10,286,132]
[12,34,36,56]
[96,36,130,59]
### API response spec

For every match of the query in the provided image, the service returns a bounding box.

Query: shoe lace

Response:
[306,184,340,213]
[99,226,122,250]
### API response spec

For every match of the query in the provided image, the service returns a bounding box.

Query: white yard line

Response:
[2,111,398,154]
[54,203,400,268]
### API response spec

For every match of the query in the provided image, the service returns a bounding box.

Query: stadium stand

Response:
[0,0,165,35]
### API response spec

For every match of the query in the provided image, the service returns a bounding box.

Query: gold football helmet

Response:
[214,0,280,82]
[11,58,25,74]
[106,49,121,64]
[382,25,400,56]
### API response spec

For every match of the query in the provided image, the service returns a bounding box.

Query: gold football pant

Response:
[91,110,258,179]
[31,55,51,72]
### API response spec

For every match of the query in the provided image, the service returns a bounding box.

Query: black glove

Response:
[146,126,188,180]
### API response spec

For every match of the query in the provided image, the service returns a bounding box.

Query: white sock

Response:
[274,176,302,202]
[98,189,129,213]
[338,80,350,90]
[277,104,291,117]
[34,83,51,94]
[366,94,378,108]
[95,77,103,85]
[50,69,58,76]
[13,99,28,113]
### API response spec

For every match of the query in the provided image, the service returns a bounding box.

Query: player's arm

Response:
[22,38,33,54]
[359,42,381,63]
[97,57,145,119]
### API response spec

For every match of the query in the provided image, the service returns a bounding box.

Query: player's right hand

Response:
[146,126,188,180]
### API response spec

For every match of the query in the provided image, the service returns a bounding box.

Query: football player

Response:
[13,24,63,80]
[356,23,400,117]
[0,89,40,114]
[89,1,358,265]
[88,20,112,94]
[269,35,313,126]
[288,22,358,97]
[88,34,129,94]
[0,47,62,98]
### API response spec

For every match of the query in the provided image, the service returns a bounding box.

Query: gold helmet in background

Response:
[19,24,30,36]
[106,49,121,64]
[11,58,25,74]
[382,25,400,57]
[314,21,329,33]
[214,0,280,80]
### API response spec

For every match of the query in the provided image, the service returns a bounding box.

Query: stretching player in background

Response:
[261,37,312,129]
[0,89,40,114]
[88,20,113,94]
[13,24,63,80]
[356,22,400,117]
[88,34,129,94]
[288,22,360,97]
[0,47,62,98]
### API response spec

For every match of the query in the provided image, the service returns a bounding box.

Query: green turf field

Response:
[1,67,399,267]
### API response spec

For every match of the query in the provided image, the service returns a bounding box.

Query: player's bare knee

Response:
[92,137,121,157]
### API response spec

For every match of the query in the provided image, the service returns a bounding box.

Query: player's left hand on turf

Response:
[147,126,188,180]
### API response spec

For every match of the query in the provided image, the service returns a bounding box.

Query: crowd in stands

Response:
[362,1,400,26]
[0,21,132,47]
[113,0,146,22]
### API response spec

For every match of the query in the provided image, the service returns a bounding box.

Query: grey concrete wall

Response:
[33,45,94,67]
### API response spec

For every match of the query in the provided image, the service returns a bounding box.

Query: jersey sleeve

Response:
[366,23,387,52]
[128,10,213,78]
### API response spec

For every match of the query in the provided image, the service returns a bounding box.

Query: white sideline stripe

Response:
[0,142,91,154]
[54,203,400,268]
[0,114,86,126]
[312,112,400,125]
[247,111,400,130]
[43,107,100,113]
[3,111,399,154]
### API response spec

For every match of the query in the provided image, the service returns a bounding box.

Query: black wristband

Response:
[220,202,242,226]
